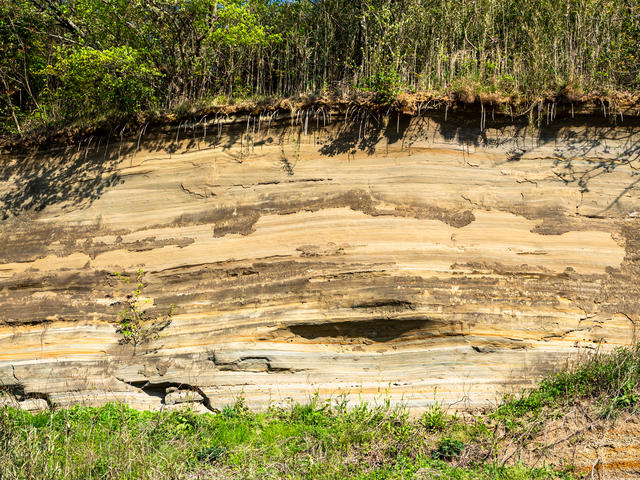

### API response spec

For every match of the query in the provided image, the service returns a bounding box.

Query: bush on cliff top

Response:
[3,0,640,140]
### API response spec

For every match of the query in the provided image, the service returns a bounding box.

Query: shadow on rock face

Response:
[317,108,640,218]
[0,142,125,219]
[286,317,433,343]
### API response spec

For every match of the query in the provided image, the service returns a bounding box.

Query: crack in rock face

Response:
[0,114,639,411]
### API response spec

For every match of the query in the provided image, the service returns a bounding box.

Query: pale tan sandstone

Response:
[0,110,639,412]
[164,390,204,405]
[18,398,49,412]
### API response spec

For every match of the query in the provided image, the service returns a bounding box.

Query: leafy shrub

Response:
[431,437,465,460]
[360,66,402,106]
[42,46,162,119]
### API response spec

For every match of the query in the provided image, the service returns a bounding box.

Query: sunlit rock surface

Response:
[1,109,639,411]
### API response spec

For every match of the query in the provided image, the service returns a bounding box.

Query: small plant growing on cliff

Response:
[114,268,174,348]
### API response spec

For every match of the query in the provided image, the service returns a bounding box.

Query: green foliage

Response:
[8,326,636,480]
[220,396,249,420]
[431,437,465,460]
[495,343,640,421]
[421,389,455,433]
[42,46,161,119]
[0,398,571,480]
[114,268,174,348]
[360,67,403,106]
[0,1,50,135]
[3,0,640,138]
[196,445,227,463]
[209,0,272,46]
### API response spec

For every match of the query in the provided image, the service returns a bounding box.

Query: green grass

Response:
[2,343,640,479]
[0,395,569,480]
[494,343,640,421]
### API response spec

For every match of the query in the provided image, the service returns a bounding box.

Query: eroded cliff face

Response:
[1,107,639,411]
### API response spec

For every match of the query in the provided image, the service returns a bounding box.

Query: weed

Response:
[431,437,465,460]
[196,445,227,463]
[114,268,174,349]
[4,343,637,478]
[421,389,455,433]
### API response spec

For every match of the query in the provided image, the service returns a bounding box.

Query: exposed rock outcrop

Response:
[1,108,639,411]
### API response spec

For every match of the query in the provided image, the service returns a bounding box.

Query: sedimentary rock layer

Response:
[1,107,639,411]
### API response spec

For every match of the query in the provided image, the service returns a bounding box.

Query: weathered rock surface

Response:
[17,398,50,413]
[165,390,204,405]
[1,108,639,411]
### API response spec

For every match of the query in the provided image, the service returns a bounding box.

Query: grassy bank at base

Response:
[1,344,639,479]
[0,397,570,480]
